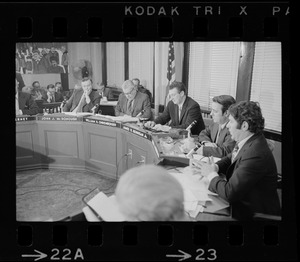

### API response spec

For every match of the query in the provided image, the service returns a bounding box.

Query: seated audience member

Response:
[22,81,46,100]
[16,71,25,91]
[54,82,63,93]
[15,79,39,116]
[196,95,236,158]
[63,77,100,113]
[190,101,281,220]
[96,82,114,100]
[43,84,64,103]
[115,165,187,221]
[132,78,152,102]
[145,81,205,135]
[115,80,152,119]
[48,56,64,74]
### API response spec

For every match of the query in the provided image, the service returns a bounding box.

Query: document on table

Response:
[63,112,94,117]
[169,166,228,218]
[100,101,118,106]
[84,191,125,221]
[95,114,139,122]
[193,155,221,163]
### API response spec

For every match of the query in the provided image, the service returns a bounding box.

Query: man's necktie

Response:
[127,100,133,115]
[231,144,239,163]
[178,105,182,121]
[215,125,222,143]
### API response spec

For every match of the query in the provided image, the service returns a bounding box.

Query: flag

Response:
[167,42,175,83]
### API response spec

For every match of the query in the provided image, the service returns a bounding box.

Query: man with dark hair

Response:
[15,79,39,115]
[48,56,64,74]
[191,101,281,220]
[96,82,114,100]
[196,95,236,157]
[145,81,205,135]
[63,77,100,113]
[43,84,63,103]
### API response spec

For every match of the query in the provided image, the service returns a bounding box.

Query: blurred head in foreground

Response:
[115,165,186,221]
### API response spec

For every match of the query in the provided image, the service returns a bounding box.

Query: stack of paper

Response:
[95,114,139,122]
[63,112,94,117]
[83,192,125,221]
[168,166,228,218]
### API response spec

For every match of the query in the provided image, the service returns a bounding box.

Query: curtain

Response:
[106,42,125,88]
[188,42,240,110]
[250,42,282,132]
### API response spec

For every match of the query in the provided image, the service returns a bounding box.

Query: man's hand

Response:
[84,92,91,104]
[144,121,155,128]
[47,92,52,102]
[189,157,217,177]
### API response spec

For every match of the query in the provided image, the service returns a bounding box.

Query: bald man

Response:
[115,165,187,221]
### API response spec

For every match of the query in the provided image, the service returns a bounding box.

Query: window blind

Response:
[188,42,240,110]
[106,42,125,88]
[250,42,281,132]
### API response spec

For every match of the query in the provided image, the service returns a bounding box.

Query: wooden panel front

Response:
[37,121,85,169]
[83,123,119,179]
[16,122,41,169]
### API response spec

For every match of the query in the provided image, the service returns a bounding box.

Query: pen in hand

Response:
[136,109,145,118]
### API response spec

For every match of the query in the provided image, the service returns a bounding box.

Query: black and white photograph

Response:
[16,41,282,222]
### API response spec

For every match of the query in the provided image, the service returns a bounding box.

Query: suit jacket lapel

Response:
[72,89,83,111]
[211,123,219,142]
[231,134,258,165]
[174,103,179,125]
[179,98,188,123]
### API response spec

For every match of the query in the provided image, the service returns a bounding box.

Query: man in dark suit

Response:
[132,78,152,103]
[43,84,64,103]
[15,79,39,115]
[96,83,114,100]
[191,101,281,220]
[145,81,205,135]
[115,80,152,119]
[196,95,236,158]
[63,77,101,113]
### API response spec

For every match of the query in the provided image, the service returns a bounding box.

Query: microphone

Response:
[136,109,145,118]
[91,103,100,114]
[186,120,197,131]
[60,98,67,109]
[186,143,201,158]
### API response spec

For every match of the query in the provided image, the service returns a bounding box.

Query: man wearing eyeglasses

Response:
[115,80,152,119]
[145,81,205,135]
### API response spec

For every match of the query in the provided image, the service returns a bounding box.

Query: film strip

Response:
[1,1,295,261]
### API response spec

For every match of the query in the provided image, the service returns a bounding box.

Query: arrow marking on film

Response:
[22,249,47,261]
[166,249,191,261]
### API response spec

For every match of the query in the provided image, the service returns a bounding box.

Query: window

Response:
[250,42,281,133]
[128,42,154,95]
[188,42,240,110]
[106,42,125,88]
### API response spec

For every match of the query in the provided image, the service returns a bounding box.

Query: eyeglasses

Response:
[124,88,135,96]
